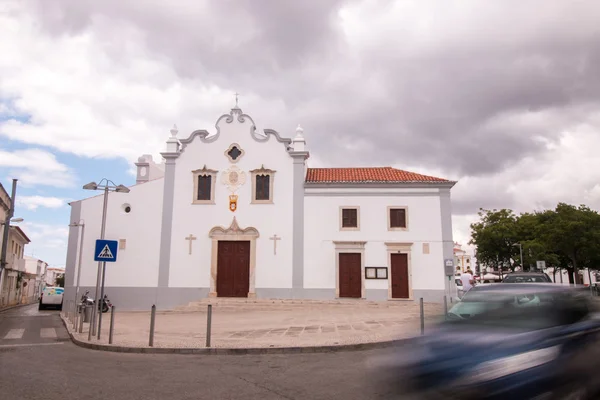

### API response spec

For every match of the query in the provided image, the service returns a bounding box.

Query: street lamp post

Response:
[83,179,129,340]
[68,220,85,310]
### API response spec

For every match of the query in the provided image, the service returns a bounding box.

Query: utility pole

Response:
[0,179,18,301]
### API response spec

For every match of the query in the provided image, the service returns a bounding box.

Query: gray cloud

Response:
[20,0,600,215]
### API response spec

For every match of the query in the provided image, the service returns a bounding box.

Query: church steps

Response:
[171,298,444,312]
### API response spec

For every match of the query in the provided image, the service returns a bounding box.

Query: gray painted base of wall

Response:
[64,286,209,311]
[412,289,447,304]
[365,289,388,301]
[256,288,336,300]
[63,286,447,311]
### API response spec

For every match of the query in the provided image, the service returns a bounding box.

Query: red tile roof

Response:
[305,167,450,184]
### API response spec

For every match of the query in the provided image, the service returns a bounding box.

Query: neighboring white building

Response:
[453,242,472,273]
[24,256,48,299]
[44,267,64,287]
[0,226,30,307]
[64,105,457,310]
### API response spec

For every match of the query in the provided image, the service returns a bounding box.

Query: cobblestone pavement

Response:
[64,299,446,349]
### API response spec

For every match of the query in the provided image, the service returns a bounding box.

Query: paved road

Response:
[0,304,411,400]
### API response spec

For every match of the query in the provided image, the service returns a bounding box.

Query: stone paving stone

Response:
[65,299,445,349]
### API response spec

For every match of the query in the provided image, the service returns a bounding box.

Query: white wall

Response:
[168,115,295,289]
[304,190,446,293]
[546,268,599,286]
[76,178,164,287]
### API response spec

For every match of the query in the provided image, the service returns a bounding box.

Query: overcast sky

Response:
[2,0,600,265]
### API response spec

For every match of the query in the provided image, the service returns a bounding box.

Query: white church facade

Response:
[64,106,457,310]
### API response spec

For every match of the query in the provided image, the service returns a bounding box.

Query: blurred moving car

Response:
[502,272,552,283]
[379,284,600,399]
[39,286,64,310]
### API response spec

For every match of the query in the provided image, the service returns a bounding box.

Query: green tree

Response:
[469,209,521,272]
[469,203,600,284]
[538,203,600,284]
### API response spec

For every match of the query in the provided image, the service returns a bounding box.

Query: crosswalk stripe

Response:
[40,328,57,338]
[4,329,25,339]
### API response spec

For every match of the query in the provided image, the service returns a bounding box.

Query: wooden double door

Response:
[391,253,410,299]
[216,240,250,297]
[339,253,362,298]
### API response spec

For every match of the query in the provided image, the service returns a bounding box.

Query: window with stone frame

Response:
[197,175,212,200]
[340,207,360,230]
[192,166,218,204]
[250,165,276,204]
[255,175,270,201]
[388,207,408,230]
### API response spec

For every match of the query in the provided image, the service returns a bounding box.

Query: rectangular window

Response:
[389,208,407,229]
[255,175,270,201]
[197,175,212,201]
[341,208,359,229]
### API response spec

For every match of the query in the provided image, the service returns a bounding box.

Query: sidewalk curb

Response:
[0,301,38,313]
[60,316,418,355]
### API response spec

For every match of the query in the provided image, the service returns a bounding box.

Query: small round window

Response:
[122,203,132,214]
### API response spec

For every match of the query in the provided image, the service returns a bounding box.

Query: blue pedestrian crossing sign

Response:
[94,240,118,262]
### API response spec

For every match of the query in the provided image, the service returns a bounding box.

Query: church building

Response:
[64,105,457,310]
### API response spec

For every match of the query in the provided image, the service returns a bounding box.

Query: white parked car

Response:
[39,286,64,310]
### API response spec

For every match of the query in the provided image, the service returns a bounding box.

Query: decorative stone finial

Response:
[292,124,306,152]
[170,124,178,137]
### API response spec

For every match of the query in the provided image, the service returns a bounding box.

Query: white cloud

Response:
[0,6,245,164]
[16,195,66,210]
[0,148,76,188]
[19,221,69,267]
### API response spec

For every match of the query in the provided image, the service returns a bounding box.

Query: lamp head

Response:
[115,184,130,193]
[83,182,98,190]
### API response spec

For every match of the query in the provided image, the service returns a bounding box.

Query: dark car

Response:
[376,284,600,399]
[502,272,552,283]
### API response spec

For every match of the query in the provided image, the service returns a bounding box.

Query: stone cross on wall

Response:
[185,234,197,255]
[269,234,281,255]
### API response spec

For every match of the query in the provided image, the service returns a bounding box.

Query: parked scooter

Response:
[80,290,112,313]
[100,294,112,313]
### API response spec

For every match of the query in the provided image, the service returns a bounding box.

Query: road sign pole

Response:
[92,186,109,339]
[97,261,107,340]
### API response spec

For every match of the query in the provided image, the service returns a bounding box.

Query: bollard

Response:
[149,304,156,347]
[109,306,116,345]
[73,303,79,330]
[79,306,85,334]
[88,305,95,341]
[420,297,425,335]
[443,296,448,320]
[206,304,212,348]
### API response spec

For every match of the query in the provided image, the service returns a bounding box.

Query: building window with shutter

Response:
[192,165,218,204]
[255,175,270,200]
[250,165,276,204]
[340,207,360,230]
[388,207,408,230]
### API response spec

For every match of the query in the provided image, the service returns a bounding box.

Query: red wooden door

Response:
[217,241,250,297]
[391,253,409,298]
[339,253,362,298]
